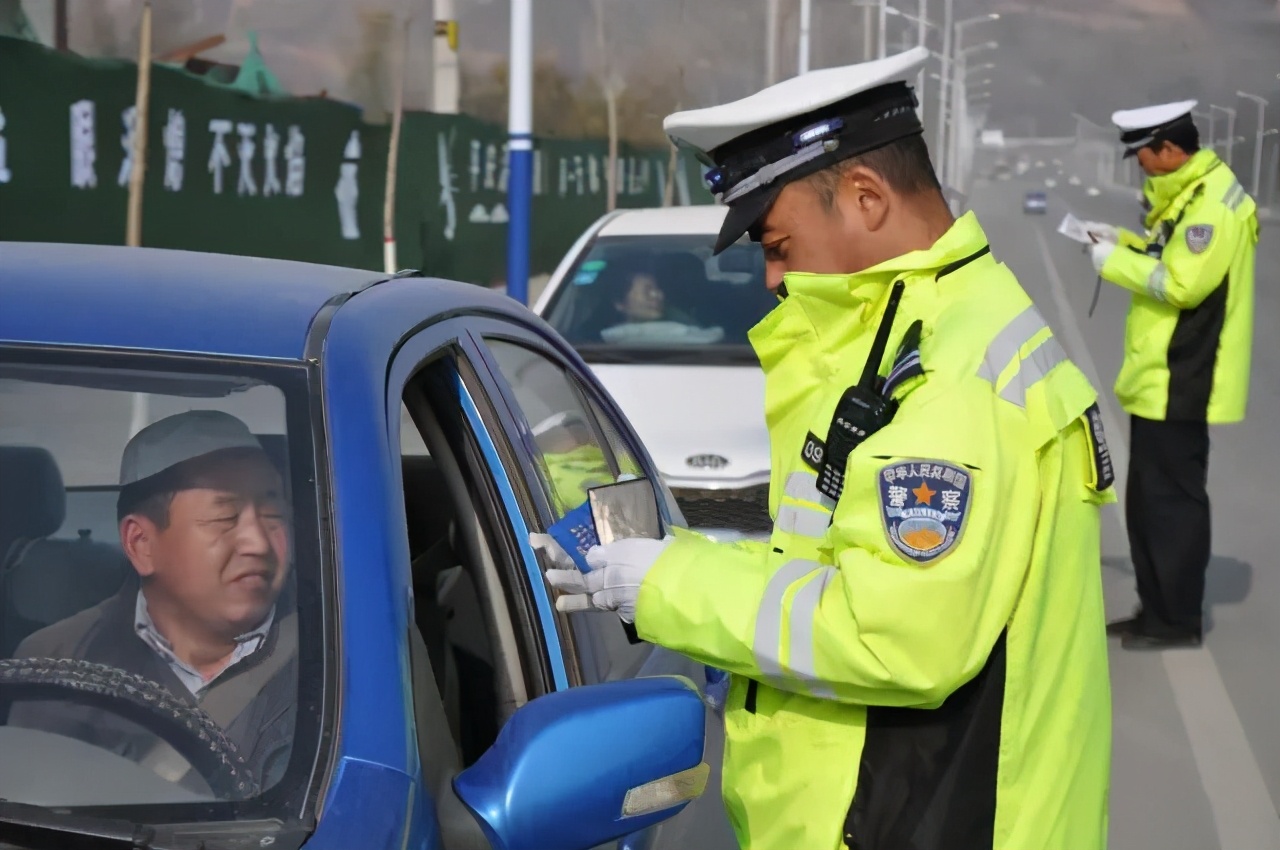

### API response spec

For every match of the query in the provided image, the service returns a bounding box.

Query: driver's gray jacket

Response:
[8,584,296,790]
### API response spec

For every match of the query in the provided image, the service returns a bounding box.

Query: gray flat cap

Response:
[120,410,264,487]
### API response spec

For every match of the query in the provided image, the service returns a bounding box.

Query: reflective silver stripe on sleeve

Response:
[1224,181,1244,211]
[776,504,831,539]
[1146,262,1169,302]
[787,566,839,699]
[784,472,837,510]
[998,336,1069,407]
[976,306,1049,384]
[753,559,824,686]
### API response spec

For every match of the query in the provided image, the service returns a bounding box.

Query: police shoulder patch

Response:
[1184,224,1214,254]
[878,460,972,564]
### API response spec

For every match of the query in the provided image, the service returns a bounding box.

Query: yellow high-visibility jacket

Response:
[1105,148,1257,422]
[636,213,1113,850]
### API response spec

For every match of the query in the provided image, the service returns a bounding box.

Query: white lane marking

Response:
[1031,227,1130,517]
[1164,650,1280,849]
[1034,223,1280,850]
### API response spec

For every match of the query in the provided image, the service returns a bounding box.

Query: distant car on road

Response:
[1024,190,1048,214]
[534,206,780,542]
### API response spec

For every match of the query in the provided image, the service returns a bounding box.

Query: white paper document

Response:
[1057,213,1096,245]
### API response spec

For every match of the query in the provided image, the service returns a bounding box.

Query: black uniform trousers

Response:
[1125,415,1211,637]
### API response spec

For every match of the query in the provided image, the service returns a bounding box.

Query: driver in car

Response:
[8,410,297,793]
[598,257,705,341]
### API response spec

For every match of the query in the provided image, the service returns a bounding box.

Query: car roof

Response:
[0,242,384,360]
[595,205,727,237]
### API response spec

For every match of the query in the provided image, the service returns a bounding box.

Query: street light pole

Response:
[799,0,812,73]
[884,4,935,115]
[1211,104,1236,167]
[936,0,952,183]
[1193,109,1215,149]
[765,0,779,85]
[940,12,996,187]
[916,0,926,105]
[1226,107,1237,169]
[878,0,887,59]
[1237,90,1268,198]
[949,39,997,190]
[506,0,533,305]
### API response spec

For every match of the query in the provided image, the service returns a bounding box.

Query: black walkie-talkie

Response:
[815,280,906,503]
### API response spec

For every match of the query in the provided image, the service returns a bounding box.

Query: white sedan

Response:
[533,205,778,541]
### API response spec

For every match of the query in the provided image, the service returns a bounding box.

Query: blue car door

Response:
[461,320,740,850]
[384,319,569,850]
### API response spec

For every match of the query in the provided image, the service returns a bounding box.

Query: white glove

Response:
[528,532,577,570]
[1084,221,1119,244]
[544,537,672,623]
[1089,239,1116,274]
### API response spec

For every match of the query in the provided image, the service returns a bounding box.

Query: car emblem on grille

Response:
[686,454,729,470]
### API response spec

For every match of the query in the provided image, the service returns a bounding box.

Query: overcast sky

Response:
[19,0,1280,138]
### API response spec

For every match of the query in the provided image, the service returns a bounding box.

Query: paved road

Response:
[970,159,1280,850]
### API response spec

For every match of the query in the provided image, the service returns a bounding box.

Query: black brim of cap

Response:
[713,183,784,255]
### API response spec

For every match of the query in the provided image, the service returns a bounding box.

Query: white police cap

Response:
[1111,100,1198,158]
[664,47,929,254]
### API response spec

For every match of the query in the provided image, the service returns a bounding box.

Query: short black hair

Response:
[119,489,178,529]
[806,134,942,208]
[1155,121,1201,156]
[117,460,188,528]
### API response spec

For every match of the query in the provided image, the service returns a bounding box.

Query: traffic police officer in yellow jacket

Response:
[542,47,1113,850]
[1085,100,1257,649]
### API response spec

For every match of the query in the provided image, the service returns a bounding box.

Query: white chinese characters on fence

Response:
[236,123,257,196]
[335,130,361,240]
[0,106,10,184]
[208,116,305,197]
[117,106,137,187]
[208,119,233,194]
[61,99,306,198]
[163,109,185,191]
[70,99,97,189]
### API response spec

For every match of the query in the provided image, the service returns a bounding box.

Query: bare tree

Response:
[588,0,624,210]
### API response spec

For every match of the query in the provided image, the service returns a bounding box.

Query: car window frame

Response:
[385,320,568,699]
[0,342,334,841]
[460,320,689,685]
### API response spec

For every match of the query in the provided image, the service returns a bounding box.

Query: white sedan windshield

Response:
[544,235,777,360]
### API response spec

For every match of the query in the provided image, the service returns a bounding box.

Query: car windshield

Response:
[0,356,317,835]
[543,234,778,366]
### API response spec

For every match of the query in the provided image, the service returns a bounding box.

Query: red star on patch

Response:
[912,481,936,505]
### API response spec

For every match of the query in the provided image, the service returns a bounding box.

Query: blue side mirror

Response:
[453,675,709,850]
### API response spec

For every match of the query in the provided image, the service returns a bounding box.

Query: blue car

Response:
[0,243,737,850]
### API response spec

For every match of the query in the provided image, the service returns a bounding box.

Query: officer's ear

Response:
[839,164,891,234]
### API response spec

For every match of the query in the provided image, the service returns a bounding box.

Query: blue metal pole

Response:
[506,0,533,306]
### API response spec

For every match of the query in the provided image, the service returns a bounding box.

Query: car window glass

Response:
[0,365,307,808]
[543,234,776,362]
[580,393,643,480]
[484,338,620,518]
[398,380,504,769]
[400,402,431,457]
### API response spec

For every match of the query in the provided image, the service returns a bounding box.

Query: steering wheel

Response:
[0,658,259,800]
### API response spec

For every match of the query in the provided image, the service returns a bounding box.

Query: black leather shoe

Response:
[1106,615,1143,637]
[1120,631,1203,650]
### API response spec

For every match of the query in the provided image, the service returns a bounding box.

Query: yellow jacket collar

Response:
[749,212,990,373]
[1146,149,1221,227]
[780,211,989,307]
